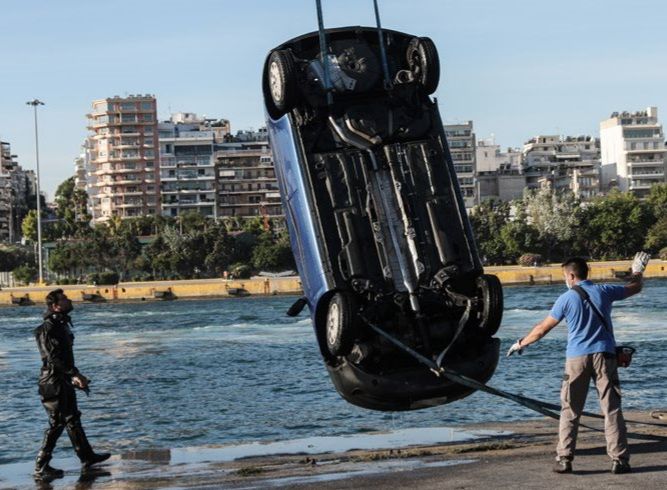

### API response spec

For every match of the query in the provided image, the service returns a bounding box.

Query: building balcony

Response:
[627,160,665,167]
[115,203,144,209]
[631,171,664,179]
[163,200,216,207]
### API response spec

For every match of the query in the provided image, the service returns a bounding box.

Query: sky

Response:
[1,0,666,198]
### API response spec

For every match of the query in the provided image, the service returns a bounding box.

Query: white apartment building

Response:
[158,113,230,218]
[444,121,476,208]
[86,95,160,222]
[600,107,666,197]
[523,135,600,199]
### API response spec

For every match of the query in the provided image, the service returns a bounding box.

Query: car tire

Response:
[326,291,357,357]
[406,37,440,94]
[266,50,298,116]
[476,274,503,336]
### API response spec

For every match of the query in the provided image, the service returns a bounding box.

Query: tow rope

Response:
[364,319,667,432]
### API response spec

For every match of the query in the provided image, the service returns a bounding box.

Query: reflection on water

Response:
[1,279,666,465]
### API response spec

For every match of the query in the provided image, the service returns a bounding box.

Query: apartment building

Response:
[523,135,601,198]
[600,107,667,197]
[0,140,35,242]
[85,95,160,222]
[158,113,229,218]
[444,121,476,208]
[215,130,282,221]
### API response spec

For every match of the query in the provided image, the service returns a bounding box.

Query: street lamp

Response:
[26,99,45,285]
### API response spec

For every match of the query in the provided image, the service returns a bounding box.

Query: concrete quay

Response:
[1,260,665,306]
[1,411,665,489]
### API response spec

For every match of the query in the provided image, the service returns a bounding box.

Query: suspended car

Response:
[263,13,503,411]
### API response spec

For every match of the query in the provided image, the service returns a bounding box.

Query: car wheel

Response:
[326,292,357,357]
[406,37,440,94]
[476,274,503,336]
[267,50,298,115]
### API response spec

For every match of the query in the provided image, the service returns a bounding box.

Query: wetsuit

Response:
[34,312,96,469]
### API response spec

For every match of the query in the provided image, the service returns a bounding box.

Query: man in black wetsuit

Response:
[34,289,110,480]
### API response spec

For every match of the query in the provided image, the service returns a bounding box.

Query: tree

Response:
[522,187,583,262]
[54,177,91,238]
[645,216,667,253]
[203,224,235,275]
[21,210,39,243]
[647,183,667,219]
[0,246,33,272]
[469,200,511,264]
[582,190,652,260]
[251,231,295,271]
[13,264,38,285]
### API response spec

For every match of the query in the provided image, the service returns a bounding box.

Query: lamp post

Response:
[26,99,45,285]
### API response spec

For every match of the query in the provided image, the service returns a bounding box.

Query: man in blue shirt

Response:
[507,253,649,475]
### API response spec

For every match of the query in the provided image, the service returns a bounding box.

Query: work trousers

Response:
[556,352,629,462]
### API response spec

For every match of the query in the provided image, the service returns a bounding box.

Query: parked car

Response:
[263,25,503,411]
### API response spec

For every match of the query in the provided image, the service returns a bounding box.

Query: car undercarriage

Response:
[264,25,503,410]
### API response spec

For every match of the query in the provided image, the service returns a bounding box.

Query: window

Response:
[141,102,153,110]
[142,114,153,122]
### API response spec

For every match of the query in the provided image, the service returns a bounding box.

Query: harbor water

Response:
[1,279,665,465]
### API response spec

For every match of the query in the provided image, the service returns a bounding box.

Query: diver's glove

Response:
[631,251,650,274]
[506,338,525,357]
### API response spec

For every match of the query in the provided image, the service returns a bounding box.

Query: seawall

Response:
[2,260,665,306]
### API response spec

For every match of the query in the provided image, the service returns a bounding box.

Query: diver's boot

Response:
[66,420,110,468]
[34,425,65,480]
[35,451,64,480]
[34,462,65,481]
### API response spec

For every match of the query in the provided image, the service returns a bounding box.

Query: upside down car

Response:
[263,23,503,411]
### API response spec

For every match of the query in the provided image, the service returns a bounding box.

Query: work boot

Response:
[553,457,573,474]
[611,460,631,474]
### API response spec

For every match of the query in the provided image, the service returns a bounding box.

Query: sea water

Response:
[1,279,665,465]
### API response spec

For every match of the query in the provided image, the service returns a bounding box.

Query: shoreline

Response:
[2,260,665,307]
[2,411,665,489]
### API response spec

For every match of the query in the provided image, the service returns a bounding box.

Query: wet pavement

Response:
[2,411,666,489]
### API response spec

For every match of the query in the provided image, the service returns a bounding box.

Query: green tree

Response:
[0,246,34,272]
[242,216,266,236]
[646,183,667,219]
[54,177,91,238]
[203,224,235,275]
[645,216,667,253]
[251,232,295,271]
[582,190,652,260]
[21,210,39,243]
[522,187,583,261]
[469,200,511,264]
[13,264,38,285]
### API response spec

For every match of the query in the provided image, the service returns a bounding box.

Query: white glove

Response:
[631,251,650,274]
[506,338,525,357]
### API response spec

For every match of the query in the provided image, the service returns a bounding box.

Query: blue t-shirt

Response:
[549,280,627,358]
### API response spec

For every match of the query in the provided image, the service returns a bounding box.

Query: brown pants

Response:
[556,352,629,462]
